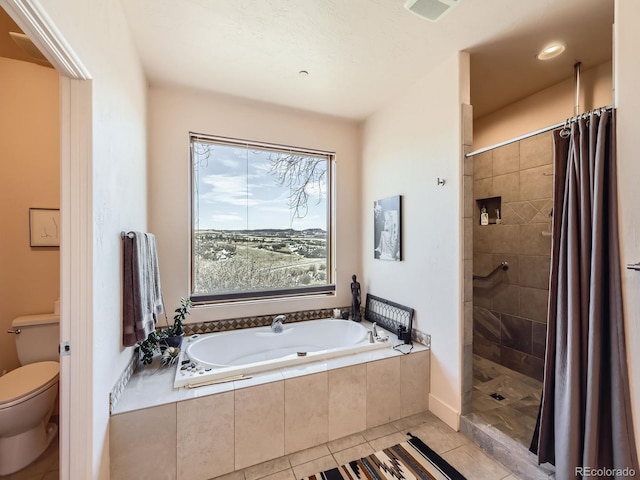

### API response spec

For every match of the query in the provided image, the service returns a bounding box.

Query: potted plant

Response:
[165,296,192,346]
[137,297,193,365]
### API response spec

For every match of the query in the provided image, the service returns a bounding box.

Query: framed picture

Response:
[374,195,402,261]
[29,208,60,247]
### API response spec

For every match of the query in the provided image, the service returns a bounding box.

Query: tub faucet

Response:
[271,315,286,333]
[368,322,378,343]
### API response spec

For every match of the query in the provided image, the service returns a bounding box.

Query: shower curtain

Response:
[535,109,638,478]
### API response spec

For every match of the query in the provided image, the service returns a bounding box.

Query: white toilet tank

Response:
[12,314,60,365]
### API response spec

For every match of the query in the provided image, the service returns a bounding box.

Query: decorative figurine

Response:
[351,274,361,322]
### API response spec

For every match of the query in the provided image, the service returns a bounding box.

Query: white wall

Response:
[34,0,148,477]
[362,53,466,428]
[614,0,640,460]
[148,86,361,322]
[474,61,612,150]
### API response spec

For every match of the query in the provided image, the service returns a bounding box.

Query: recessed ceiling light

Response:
[298,70,309,76]
[537,43,566,61]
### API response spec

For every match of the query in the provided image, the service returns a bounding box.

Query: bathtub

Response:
[173,319,390,388]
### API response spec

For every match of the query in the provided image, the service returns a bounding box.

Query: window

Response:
[190,133,335,303]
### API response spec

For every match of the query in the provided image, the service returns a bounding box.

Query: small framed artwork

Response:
[29,208,60,247]
[374,195,402,261]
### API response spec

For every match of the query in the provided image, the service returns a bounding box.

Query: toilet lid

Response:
[0,361,59,404]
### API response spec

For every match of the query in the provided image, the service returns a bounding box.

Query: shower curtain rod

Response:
[465,105,614,158]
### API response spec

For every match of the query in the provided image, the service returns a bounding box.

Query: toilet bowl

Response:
[0,361,59,476]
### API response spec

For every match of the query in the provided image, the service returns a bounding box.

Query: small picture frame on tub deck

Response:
[29,208,60,247]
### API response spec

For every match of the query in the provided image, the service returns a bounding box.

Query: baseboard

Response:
[428,393,460,430]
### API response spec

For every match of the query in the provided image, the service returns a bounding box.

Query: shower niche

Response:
[476,196,502,225]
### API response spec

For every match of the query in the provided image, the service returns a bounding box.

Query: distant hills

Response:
[196,228,326,238]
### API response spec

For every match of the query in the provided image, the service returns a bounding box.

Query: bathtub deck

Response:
[113,324,427,415]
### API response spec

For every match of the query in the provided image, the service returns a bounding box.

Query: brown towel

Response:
[122,232,163,346]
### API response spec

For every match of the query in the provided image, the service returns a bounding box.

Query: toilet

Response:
[0,313,60,476]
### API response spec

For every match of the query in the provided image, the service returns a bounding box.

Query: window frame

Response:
[189,132,336,304]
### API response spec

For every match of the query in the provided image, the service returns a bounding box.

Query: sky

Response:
[193,141,328,231]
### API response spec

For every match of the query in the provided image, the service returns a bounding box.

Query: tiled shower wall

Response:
[472,131,553,381]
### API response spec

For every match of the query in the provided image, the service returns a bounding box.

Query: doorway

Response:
[1,1,93,478]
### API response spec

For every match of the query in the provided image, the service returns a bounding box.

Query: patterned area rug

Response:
[301,434,466,480]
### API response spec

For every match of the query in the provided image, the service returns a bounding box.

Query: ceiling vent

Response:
[404,0,461,22]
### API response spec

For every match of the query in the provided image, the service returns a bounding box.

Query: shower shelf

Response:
[476,196,502,225]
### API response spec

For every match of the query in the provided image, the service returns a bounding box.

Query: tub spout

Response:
[271,315,285,333]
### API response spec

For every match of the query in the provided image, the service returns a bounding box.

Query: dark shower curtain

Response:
[534,109,638,478]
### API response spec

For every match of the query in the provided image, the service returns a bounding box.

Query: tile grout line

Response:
[244,418,523,480]
[245,415,461,480]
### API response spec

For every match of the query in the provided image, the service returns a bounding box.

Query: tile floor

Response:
[212,410,519,480]
[1,435,58,480]
[471,354,543,447]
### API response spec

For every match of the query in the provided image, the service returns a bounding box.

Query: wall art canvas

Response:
[374,195,401,261]
[30,208,60,247]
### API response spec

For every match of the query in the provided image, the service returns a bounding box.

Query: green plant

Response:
[137,297,193,365]
[168,297,192,337]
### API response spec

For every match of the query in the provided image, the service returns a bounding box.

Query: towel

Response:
[122,232,164,346]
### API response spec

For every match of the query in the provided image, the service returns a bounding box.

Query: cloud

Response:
[193,144,329,230]
[200,173,290,207]
[258,205,294,215]
[200,174,257,206]
[210,213,244,223]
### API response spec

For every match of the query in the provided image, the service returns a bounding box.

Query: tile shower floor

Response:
[472,354,543,448]
[212,411,519,480]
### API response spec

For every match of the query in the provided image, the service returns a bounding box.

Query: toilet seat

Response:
[0,361,59,409]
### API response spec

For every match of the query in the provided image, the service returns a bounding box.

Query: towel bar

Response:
[627,263,640,271]
[121,231,135,239]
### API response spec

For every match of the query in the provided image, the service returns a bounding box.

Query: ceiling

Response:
[1,1,613,121]
[469,1,613,118]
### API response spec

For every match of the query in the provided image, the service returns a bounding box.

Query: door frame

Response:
[0,1,93,478]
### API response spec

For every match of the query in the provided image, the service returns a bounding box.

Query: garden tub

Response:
[174,318,389,388]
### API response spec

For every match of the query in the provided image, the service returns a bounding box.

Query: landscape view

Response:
[191,137,331,296]
[192,228,328,295]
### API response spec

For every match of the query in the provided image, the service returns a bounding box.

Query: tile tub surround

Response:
[109,348,138,413]
[175,307,431,347]
[472,131,552,380]
[110,345,429,480]
[110,316,431,410]
[180,307,349,336]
